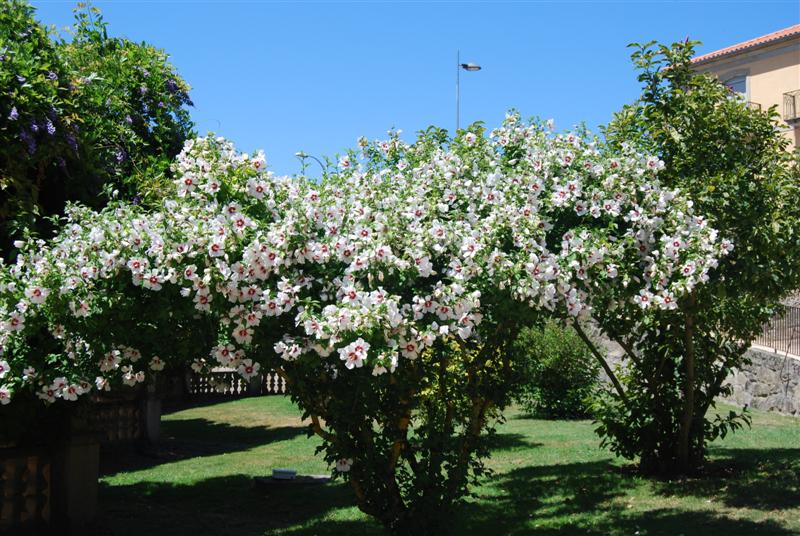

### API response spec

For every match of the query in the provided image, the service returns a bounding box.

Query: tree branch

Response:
[574,321,630,408]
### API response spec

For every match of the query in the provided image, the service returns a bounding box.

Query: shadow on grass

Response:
[654,447,800,512]
[95,474,381,536]
[456,456,796,535]
[100,418,308,477]
[486,432,544,451]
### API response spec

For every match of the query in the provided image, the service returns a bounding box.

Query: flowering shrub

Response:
[0,114,728,533]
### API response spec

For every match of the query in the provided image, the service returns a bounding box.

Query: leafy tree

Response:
[592,40,800,475]
[512,320,599,419]
[0,1,193,253]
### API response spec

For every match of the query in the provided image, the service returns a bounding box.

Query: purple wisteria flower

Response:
[115,148,126,162]
[20,129,36,154]
[8,107,18,120]
[47,71,58,81]
[45,118,56,136]
[66,132,78,153]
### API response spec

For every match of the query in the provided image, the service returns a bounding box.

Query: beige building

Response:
[692,24,800,148]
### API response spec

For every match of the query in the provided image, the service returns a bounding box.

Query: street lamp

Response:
[456,51,482,132]
[295,151,326,175]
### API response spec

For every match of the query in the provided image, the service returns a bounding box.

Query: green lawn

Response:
[95,396,800,535]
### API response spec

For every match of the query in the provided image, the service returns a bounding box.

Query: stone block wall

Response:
[723,347,800,416]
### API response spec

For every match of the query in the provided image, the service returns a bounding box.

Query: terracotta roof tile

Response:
[692,24,800,64]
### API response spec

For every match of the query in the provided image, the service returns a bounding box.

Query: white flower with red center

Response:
[399,339,419,360]
[142,271,163,291]
[5,311,25,332]
[339,338,370,370]
[208,240,225,258]
[0,360,9,379]
[62,384,80,401]
[127,258,148,273]
[660,291,678,310]
[0,386,11,405]
[178,174,196,197]
[25,286,49,305]
[149,356,165,371]
[232,324,253,345]
[636,289,654,309]
[99,351,120,372]
[247,179,267,199]
[194,291,213,312]
[237,359,260,380]
[646,156,664,171]
[339,156,351,169]
[183,265,197,280]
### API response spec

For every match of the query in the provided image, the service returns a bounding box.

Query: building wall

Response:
[694,39,800,147]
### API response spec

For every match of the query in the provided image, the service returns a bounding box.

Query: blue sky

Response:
[31,0,799,176]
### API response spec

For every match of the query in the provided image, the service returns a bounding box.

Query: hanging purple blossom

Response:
[47,71,58,81]
[30,120,39,133]
[20,129,36,154]
[165,79,178,93]
[115,148,126,162]
[66,132,78,153]
[8,107,18,121]
[125,115,133,125]
[45,118,56,136]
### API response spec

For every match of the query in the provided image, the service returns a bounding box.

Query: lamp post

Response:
[456,50,481,133]
[295,151,326,175]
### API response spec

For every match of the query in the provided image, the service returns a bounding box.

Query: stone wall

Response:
[723,346,800,416]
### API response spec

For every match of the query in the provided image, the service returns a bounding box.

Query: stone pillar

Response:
[247,374,263,396]
[50,432,99,529]
[142,382,162,444]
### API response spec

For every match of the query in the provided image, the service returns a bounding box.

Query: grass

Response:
[94,396,800,536]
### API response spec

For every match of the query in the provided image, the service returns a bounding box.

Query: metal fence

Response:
[753,305,800,357]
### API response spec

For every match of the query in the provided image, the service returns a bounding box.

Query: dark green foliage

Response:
[512,321,599,419]
[0,1,193,252]
[594,40,800,475]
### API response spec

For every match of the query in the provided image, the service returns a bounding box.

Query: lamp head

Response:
[460,63,481,71]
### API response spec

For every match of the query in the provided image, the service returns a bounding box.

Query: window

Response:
[723,75,747,98]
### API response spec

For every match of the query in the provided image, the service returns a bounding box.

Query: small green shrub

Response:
[512,321,599,419]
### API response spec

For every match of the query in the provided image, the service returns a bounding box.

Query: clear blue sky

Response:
[31,1,799,176]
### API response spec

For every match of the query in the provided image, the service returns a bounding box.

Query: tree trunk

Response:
[676,293,696,474]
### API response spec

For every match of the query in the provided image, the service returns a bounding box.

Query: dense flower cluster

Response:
[0,114,729,407]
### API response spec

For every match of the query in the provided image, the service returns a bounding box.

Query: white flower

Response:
[0,386,11,405]
[0,360,9,379]
[25,286,49,305]
[149,356,165,371]
[335,458,353,472]
[338,338,370,370]
[5,311,25,332]
[237,359,260,380]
